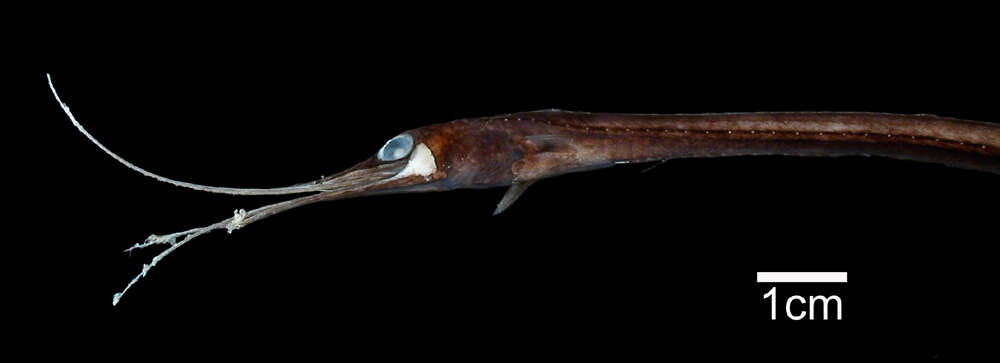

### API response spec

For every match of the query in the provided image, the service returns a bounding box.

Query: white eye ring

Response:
[377,133,414,161]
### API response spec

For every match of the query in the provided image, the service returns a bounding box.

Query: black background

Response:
[31,8,999,360]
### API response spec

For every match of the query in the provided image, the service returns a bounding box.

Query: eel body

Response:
[412,111,1000,193]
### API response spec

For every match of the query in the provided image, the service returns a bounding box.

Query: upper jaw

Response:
[311,142,443,195]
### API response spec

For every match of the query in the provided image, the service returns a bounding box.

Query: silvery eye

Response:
[377,133,414,161]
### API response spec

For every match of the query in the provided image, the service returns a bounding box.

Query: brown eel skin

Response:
[405,110,999,194]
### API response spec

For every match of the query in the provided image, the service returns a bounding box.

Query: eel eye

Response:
[377,133,414,161]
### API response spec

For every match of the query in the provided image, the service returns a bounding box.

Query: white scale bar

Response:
[756,272,847,283]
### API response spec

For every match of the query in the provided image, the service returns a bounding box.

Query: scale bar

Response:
[756,272,847,283]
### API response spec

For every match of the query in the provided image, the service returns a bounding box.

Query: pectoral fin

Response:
[524,134,573,153]
[493,180,536,215]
